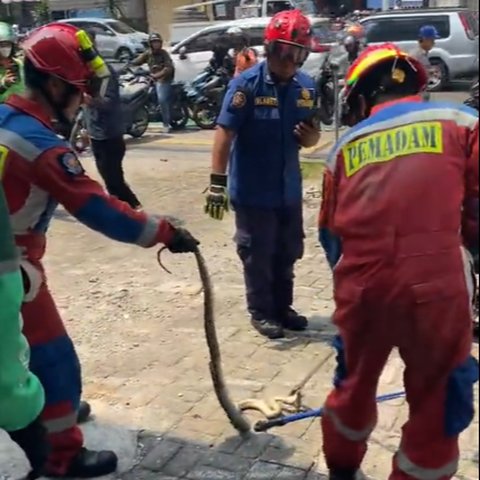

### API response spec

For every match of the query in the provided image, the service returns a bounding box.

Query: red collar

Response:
[370,95,424,116]
[6,95,53,129]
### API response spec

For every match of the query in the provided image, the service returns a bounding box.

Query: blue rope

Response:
[254,391,406,432]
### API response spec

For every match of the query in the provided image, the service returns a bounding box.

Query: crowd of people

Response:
[0,9,478,480]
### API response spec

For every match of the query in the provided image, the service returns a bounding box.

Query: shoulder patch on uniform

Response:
[231,90,247,109]
[58,151,85,177]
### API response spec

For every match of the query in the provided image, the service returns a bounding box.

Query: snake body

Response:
[193,250,251,434]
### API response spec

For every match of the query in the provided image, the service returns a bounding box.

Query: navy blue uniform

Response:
[217,61,317,319]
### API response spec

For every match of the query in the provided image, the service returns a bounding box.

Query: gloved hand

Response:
[205,173,229,220]
[167,227,200,253]
[8,417,50,479]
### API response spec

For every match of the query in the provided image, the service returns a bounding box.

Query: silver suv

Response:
[360,8,478,89]
[57,18,149,62]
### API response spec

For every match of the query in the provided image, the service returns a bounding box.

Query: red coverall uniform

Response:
[0,95,174,476]
[318,96,479,479]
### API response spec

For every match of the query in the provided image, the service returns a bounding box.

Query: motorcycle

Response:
[187,67,230,130]
[464,77,479,111]
[316,48,349,128]
[69,74,151,152]
[121,66,190,130]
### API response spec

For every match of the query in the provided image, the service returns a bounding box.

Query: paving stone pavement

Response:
[0,140,478,480]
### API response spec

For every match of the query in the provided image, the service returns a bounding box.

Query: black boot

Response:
[278,307,308,331]
[329,469,358,480]
[50,448,118,478]
[250,316,284,339]
[77,401,92,424]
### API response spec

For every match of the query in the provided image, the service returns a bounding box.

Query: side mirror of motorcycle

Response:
[179,46,188,60]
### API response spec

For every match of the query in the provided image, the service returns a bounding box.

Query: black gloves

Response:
[205,173,229,221]
[8,417,50,479]
[167,227,200,253]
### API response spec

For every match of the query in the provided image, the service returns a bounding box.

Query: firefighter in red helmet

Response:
[318,43,479,480]
[206,10,321,339]
[0,23,198,478]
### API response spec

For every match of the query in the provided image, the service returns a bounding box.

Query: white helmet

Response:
[227,26,244,36]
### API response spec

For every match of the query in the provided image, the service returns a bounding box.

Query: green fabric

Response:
[0,184,45,431]
[0,22,14,43]
[0,58,25,103]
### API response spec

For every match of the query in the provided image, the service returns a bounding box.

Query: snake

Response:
[158,247,251,435]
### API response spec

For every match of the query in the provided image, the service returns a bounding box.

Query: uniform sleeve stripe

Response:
[136,216,160,248]
[328,105,479,171]
[0,127,41,161]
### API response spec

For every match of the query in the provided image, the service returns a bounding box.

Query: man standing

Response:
[131,33,174,133]
[227,27,258,77]
[410,25,439,73]
[84,30,142,210]
[0,22,24,103]
[1,23,199,478]
[319,44,478,480]
[205,10,320,339]
[0,183,49,480]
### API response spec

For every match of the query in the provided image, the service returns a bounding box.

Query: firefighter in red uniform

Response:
[0,23,199,478]
[318,44,479,480]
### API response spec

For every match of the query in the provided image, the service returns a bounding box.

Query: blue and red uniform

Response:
[318,97,479,479]
[0,95,174,476]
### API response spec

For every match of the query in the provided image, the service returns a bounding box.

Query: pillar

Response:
[145,0,192,41]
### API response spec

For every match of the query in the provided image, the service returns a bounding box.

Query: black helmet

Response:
[149,32,163,43]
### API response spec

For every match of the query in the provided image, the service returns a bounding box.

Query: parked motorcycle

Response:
[316,48,349,128]
[187,67,230,130]
[69,74,150,152]
[464,77,479,111]
[121,66,189,130]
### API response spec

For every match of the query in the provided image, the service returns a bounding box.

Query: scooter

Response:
[121,66,190,130]
[69,77,151,152]
[464,77,479,111]
[188,67,230,130]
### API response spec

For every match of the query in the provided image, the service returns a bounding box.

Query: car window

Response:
[364,15,450,43]
[312,23,338,44]
[184,29,228,53]
[106,21,136,34]
[463,11,479,37]
[245,27,266,46]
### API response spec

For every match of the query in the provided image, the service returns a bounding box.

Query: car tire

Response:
[116,47,133,63]
[428,59,449,92]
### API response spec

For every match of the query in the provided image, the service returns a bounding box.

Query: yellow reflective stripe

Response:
[396,449,459,480]
[324,408,374,442]
[44,412,77,433]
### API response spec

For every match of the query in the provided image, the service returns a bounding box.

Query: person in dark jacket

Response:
[84,30,142,210]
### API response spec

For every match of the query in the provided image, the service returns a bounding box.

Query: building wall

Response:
[145,0,194,40]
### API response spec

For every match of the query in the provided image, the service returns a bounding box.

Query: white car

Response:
[170,16,337,83]
[57,18,149,62]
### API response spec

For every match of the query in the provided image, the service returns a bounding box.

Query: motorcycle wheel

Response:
[192,102,218,130]
[170,104,190,130]
[128,106,149,138]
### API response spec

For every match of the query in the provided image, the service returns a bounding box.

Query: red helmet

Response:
[265,9,312,48]
[22,23,103,93]
[264,10,312,65]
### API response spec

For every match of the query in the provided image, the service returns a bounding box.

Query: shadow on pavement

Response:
[53,208,77,224]
[268,315,336,352]
[1,420,329,480]
[120,427,327,480]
